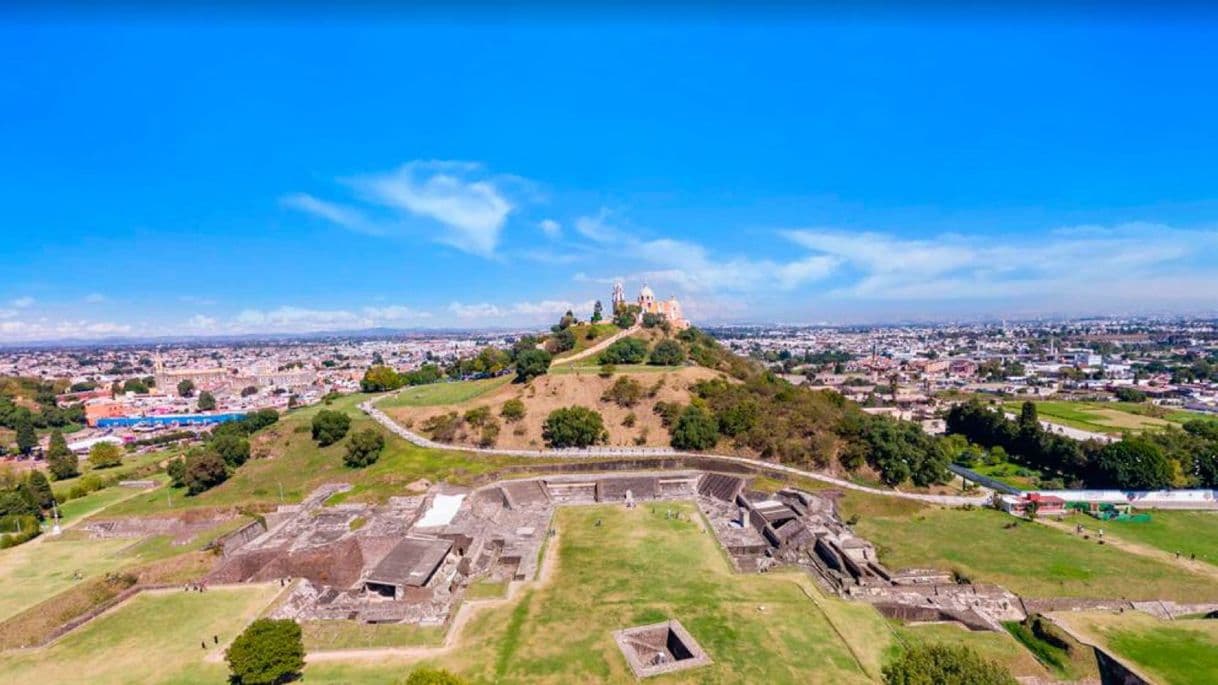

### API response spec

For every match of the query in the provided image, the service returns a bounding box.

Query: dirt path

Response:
[549,324,640,366]
[305,523,563,664]
[1036,516,1218,583]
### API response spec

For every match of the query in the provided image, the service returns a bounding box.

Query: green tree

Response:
[598,337,648,365]
[549,328,576,354]
[883,643,1016,685]
[183,449,228,495]
[671,405,719,450]
[344,428,385,468]
[26,470,55,510]
[211,433,251,468]
[601,376,643,407]
[1017,401,1039,432]
[613,303,640,328]
[514,349,552,383]
[590,300,603,324]
[542,406,607,448]
[361,365,403,392]
[225,618,305,685]
[196,390,217,411]
[1096,438,1173,490]
[500,398,526,422]
[404,667,469,685]
[122,378,149,394]
[240,385,259,397]
[46,429,79,480]
[311,410,351,447]
[88,441,124,469]
[177,379,196,398]
[167,456,187,488]
[15,415,37,456]
[648,339,685,366]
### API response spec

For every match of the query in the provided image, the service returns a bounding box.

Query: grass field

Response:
[900,623,1054,681]
[552,323,622,360]
[104,393,539,515]
[1051,610,1218,685]
[1072,509,1218,565]
[376,377,512,408]
[302,620,445,651]
[0,585,281,684]
[0,537,134,622]
[1004,400,1173,435]
[854,506,1218,602]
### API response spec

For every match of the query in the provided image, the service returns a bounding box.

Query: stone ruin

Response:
[614,619,711,679]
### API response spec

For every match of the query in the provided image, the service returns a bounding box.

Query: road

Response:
[361,399,990,507]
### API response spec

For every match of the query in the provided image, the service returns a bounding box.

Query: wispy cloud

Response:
[285,160,533,258]
[10,296,34,308]
[539,219,562,238]
[448,298,594,321]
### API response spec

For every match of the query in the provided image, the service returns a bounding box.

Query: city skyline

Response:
[4,18,1218,341]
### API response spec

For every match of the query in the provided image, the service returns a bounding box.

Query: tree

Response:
[555,309,576,331]
[122,378,149,394]
[1114,386,1147,403]
[548,328,576,354]
[177,379,195,398]
[361,365,403,392]
[241,385,259,397]
[196,390,217,411]
[344,428,385,468]
[15,416,36,456]
[1017,401,1039,433]
[542,407,607,448]
[883,643,1016,685]
[598,338,648,365]
[167,457,187,488]
[613,303,640,328]
[590,300,603,324]
[225,618,305,685]
[404,668,469,685]
[46,429,79,480]
[514,349,552,383]
[601,376,644,407]
[26,470,54,511]
[1096,438,1173,490]
[183,449,228,495]
[311,410,351,447]
[500,398,526,422]
[88,441,124,469]
[671,405,719,450]
[648,339,685,366]
[211,433,251,468]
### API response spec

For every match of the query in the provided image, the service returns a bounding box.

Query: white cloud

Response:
[0,318,133,341]
[186,314,218,329]
[10,296,34,308]
[539,219,562,238]
[360,305,432,321]
[0,309,15,320]
[448,299,594,321]
[281,193,370,233]
[448,302,505,319]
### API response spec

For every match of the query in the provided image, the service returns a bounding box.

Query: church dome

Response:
[639,285,655,299]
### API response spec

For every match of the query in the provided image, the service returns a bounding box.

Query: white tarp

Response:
[416,493,465,527]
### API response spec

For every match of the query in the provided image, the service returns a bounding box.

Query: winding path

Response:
[360,400,990,507]
[549,324,641,366]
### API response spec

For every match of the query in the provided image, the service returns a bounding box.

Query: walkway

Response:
[549,324,640,366]
[360,399,990,507]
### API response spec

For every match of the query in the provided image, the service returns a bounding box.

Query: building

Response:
[633,284,689,330]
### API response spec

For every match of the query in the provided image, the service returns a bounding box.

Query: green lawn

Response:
[54,474,169,525]
[1052,611,1218,685]
[302,620,445,651]
[901,623,1054,681]
[310,503,893,684]
[376,377,511,408]
[0,537,134,622]
[1073,510,1218,565]
[855,506,1218,602]
[0,585,281,684]
[1000,400,1218,436]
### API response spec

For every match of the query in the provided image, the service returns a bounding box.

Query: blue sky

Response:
[3,15,1218,340]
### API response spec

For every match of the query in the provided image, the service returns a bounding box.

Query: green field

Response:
[0,537,134,622]
[376,377,511,408]
[901,623,1055,681]
[0,585,281,684]
[302,620,445,651]
[1073,509,1218,565]
[854,506,1218,602]
[1003,399,1218,436]
[1052,611,1218,685]
[104,393,542,515]
[552,323,622,360]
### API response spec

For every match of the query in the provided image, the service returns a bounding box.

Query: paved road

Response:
[361,400,990,507]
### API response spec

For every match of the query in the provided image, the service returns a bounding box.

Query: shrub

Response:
[344,428,385,468]
[622,412,636,427]
[478,420,501,448]
[598,338,648,365]
[404,667,470,685]
[601,376,643,407]
[671,405,719,451]
[463,406,492,428]
[225,618,305,685]
[500,399,526,422]
[548,328,576,354]
[514,349,552,383]
[167,457,187,488]
[542,407,607,448]
[88,441,124,469]
[882,643,1015,685]
[648,339,685,366]
[598,364,616,378]
[196,390,217,411]
[422,412,462,442]
[211,433,251,468]
[653,401,682,428]
[311,409,351,446]
[183,449,228,495]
